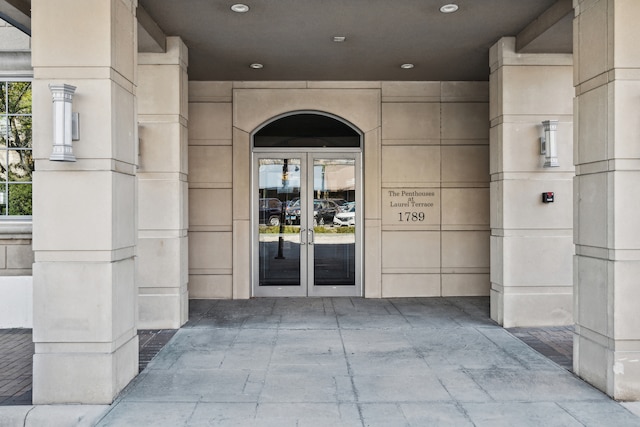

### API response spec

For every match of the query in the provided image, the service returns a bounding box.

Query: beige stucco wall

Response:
[188,81,490,299]
[137,37,189,329]
[489,38,575,327]
[0,226,33,276]
[380,82,489,297]
[188,83,234,298]
[573,0,640,400]
[0,223,34,328]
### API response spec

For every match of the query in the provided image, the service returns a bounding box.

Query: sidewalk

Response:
[2,298,640,426]
[94,298,640,426]
[0,330,176,427]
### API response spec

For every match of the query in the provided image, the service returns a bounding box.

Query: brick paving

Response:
[0,329,33,405]
[138,329,178,372]
[0,329,177,406]
[507,325,574,371]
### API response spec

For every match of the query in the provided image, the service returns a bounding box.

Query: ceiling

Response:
[1,0,574,82]
[139,0,572,81]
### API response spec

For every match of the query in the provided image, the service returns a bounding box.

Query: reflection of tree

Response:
[0,82,33,181]
[8,184,31,215]
[0,82,33,215]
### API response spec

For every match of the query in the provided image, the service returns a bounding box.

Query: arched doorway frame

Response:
[250,110,364,297]
[251,109,364,142]
[230,87,382,299]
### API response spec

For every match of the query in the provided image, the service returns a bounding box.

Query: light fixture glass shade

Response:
[231,3,249,13]
[440,4,459,13]
[49,84,77,162]
[542,120,559,167]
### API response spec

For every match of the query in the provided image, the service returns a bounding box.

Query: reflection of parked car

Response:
[330,199,349,211]
[333,203,355,226]
[314,199,340,225]
[285,199,341,225]
[285,198,300,217]
[343,201,355,211]
[286,199,301,224]
[259,198,282,226]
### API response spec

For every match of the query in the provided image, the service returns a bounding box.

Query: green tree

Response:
[8,184,31,215]
[0,81,33,215]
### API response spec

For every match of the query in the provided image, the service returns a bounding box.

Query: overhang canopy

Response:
[1,0,573,81]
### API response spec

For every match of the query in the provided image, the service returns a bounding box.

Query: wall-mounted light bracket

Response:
[72,112,80,141]
[49,84,77,162]
[541,120,559,168]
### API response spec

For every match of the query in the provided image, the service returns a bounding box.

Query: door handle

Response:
[308,229,314,245]
[300,228,306,245]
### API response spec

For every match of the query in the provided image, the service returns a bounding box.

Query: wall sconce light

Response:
[49,84,79,162]
[540,120,559,167]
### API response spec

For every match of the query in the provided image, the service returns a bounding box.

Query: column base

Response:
[138,289,188,329]
[32,334,138,404]
[137,235,189,328]
[575,331,640,400]
[491,286,572,327]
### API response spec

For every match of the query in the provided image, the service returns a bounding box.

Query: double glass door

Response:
[253,152,361,297]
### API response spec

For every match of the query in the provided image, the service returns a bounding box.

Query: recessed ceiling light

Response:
[440,3,459,13]
[400,63,414,69]
[250,63,263,69]
[333,36,346,42]
[231,3,250,13]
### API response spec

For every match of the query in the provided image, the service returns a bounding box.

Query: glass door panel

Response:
[256,157,305,296]
[253,153,360,297]
[309,157,357,296]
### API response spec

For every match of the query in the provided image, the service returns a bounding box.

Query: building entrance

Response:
[251,112,362,297]
[253,153,361,297]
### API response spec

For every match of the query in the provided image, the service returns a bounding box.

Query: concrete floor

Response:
[90,297,640,427]
[0,329,177,407]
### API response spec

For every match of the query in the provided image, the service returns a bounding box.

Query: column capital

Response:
[490,36,572,73]
[31,0,138,84]
[139,37,189,68]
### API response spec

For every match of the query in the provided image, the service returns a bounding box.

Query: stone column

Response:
[31,0,138,403]
[574,0,640,400]
[137,37,189,328]
[489,37,574,327]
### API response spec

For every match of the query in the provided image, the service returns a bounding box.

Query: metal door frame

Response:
[251,149,362,297]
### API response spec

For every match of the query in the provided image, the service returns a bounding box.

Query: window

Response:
[254,113,361,148]
[0,80,32,216]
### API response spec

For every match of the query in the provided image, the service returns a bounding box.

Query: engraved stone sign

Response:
[382,188,440,227]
